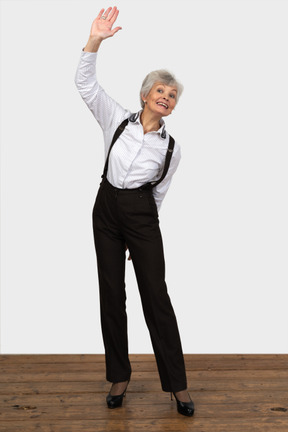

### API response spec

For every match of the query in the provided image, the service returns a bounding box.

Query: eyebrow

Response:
[157,84,177,92]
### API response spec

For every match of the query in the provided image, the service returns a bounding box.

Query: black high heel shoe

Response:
[106,379,130,409]
[170,391,195,417]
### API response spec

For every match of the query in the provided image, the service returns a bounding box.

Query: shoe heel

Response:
[171,391,195,417]
[106,379,130,409]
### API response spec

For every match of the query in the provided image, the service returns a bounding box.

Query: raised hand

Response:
[89,7,122,41]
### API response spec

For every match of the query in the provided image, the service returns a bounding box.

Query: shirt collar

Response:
[129,110,167,139]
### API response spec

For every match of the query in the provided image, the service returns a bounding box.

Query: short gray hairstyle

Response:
[140,69,184,109]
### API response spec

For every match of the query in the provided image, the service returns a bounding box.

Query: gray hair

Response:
[140,69,184,109]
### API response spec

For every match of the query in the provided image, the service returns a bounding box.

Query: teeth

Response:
[157,102,168,108]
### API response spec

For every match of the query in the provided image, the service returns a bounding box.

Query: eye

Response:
[170,94,176,99]
[157,88,163,93]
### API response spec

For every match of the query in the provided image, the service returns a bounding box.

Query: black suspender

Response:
[101,115,175,188]
[101,117,129,182]
[148,135,175,189]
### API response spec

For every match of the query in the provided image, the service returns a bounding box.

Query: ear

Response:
[141,93,147,104]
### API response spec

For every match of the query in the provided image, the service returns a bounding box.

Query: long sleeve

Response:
[74,50,130,136]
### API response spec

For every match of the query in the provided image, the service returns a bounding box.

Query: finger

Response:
[107,6,118,21]
[103,6,112,18]
[110,8,119,24]
[111,26,122,36]
[96,8,105,20]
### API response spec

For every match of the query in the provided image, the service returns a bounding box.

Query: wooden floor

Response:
[0,354,287,431]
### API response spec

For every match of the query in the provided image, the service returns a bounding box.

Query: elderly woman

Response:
[74,7,194,417]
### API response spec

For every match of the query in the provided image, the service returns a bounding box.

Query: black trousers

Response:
[92,179,187,392]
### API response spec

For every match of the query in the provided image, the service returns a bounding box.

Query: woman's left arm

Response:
[153,144,181,212]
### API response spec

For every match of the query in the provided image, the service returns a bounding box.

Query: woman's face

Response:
[143,82,177,117]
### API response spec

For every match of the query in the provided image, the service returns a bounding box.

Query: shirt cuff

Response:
[80,48,98,63]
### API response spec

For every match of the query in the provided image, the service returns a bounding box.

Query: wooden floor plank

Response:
[0,390,287,406]
[1,359,288,374]
[1,400,288,420]
[0,418,288,432]
[0,378,287,395]
[1,368,288,383]
[1,354,287,369]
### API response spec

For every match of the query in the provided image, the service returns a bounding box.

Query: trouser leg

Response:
[92,186,131,383]
[120,191,187,392]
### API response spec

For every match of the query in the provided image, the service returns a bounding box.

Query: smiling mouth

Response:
[156,102,168,109]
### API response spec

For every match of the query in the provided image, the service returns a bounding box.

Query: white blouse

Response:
[74,50,181,211]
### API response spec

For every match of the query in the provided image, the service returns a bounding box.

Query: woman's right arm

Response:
[74,7,128,132]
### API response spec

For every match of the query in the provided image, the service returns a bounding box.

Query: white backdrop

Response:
[1,0,287,354]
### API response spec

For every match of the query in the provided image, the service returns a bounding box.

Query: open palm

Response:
[89,7,122,40]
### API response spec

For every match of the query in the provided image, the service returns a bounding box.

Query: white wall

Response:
[1,0,287,354]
